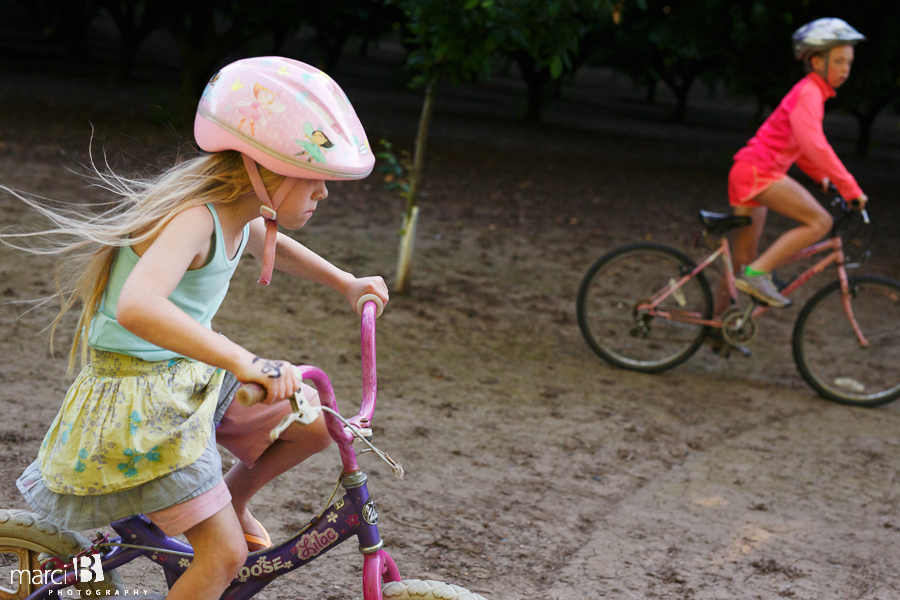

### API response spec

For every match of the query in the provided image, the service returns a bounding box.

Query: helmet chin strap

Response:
[813,48,832,85]
[242,154,298,285]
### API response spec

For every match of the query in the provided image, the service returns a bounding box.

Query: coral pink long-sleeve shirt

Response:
[734,72,863,201]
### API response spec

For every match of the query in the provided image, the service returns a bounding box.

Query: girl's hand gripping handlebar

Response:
[234,296,383,473]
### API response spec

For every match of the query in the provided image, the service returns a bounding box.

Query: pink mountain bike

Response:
[577,193,900,407]
[0,297,490,600]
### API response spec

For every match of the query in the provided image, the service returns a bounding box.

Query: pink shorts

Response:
[146,383,317,536]
[728,160,786,207]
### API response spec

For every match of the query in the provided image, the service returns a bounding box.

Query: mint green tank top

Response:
[87,204,249,361]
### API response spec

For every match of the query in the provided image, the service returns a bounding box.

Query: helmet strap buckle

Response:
[260,205,277,221]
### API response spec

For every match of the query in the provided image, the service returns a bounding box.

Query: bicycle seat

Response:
[698,210,752,235]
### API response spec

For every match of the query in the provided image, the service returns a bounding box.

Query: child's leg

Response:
[714,205,767,314]
[219,385,331,548]
[747,177,832,272]
[166,505,247,600]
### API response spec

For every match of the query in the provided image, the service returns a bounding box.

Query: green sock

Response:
[744,266,768,277]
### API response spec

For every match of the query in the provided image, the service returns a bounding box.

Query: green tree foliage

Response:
[18,0,101,56]
[398,0,503,88]
[724,1,803,117]
[157,1,276,123]
[609,0,732,121]
[494,0,624,122]
[100,0,164,79]
[300,4,403,73]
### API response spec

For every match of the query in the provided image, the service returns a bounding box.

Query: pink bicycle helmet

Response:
[195,56,374,284]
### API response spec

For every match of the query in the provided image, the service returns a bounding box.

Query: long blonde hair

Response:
[0,150,281,373]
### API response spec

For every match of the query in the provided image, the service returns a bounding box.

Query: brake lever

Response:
[268,390,323,441]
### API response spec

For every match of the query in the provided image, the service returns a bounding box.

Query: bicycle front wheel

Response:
[357,579,488,600]
[793,275,900,407]
[577,243,713,373]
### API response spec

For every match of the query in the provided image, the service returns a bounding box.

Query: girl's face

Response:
[278,178,328,229]
[811,45,854,88]
[258,90,274,104]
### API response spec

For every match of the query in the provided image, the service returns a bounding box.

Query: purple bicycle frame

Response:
[27,301,401,600]
[636,235,868,345]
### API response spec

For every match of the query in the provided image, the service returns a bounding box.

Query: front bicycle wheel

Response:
[0,509,124,599]
[359,579,488,600]
[793,275,900,407]
[577,243,713,373]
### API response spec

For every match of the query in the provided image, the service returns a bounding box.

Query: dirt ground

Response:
[1,64,900,600]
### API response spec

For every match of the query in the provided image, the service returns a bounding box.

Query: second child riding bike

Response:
[577,191,900,408]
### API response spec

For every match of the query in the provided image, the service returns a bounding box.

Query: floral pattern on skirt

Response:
[38,350,225,495]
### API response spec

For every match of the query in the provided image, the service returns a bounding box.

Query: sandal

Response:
[244,517,272,550]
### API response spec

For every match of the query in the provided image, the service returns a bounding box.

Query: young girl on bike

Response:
[723,18,868,309]
[7,57,389,600]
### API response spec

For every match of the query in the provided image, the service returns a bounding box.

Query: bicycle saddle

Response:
[698,210,752,235]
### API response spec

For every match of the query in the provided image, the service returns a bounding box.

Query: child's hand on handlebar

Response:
[852,193,868,210]
[345,276,389,316]
[821,177,831,193]
[235,357,302,405]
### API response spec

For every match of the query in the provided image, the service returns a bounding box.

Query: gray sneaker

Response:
[735,272,793,308]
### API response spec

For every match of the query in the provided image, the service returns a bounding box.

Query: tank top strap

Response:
[204,203,248,266]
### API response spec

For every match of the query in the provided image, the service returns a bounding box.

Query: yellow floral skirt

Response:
[38,350,225,496]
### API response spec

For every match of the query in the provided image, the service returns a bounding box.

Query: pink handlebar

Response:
[234,299,380,472]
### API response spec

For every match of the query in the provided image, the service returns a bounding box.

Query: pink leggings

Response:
[146,383,317,536]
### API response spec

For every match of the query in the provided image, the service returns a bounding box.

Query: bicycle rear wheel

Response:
[0,509,124,599]
[793,275,900,407]
[577,243,713,372]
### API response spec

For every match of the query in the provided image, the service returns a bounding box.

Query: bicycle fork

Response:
[341,470,401,600]
[838,265,869,347]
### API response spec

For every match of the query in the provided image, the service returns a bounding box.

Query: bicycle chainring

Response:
[721,308,758,345]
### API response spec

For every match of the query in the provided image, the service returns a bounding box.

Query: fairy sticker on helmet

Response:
[237,82,285,137]
[295,122,333,164]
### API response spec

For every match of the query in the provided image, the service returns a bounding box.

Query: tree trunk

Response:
[853,98,889,157]
[103,0,162,79]
[665,71,695,123]
[645,77,658,104]
[167,4,247,126]
[511,52,550,123]
[395,79,437,294]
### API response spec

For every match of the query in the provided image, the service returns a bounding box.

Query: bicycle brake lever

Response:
[289,390,322,425]
[267,390,325,440]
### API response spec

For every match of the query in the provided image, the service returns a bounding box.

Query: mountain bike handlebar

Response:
[828,183,869,224]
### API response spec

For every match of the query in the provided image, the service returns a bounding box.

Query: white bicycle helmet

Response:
[792,18,866,62]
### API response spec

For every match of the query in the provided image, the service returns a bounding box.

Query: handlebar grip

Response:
[236,383,267,407]
[356,293,384,318]
[850,198,861,208]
